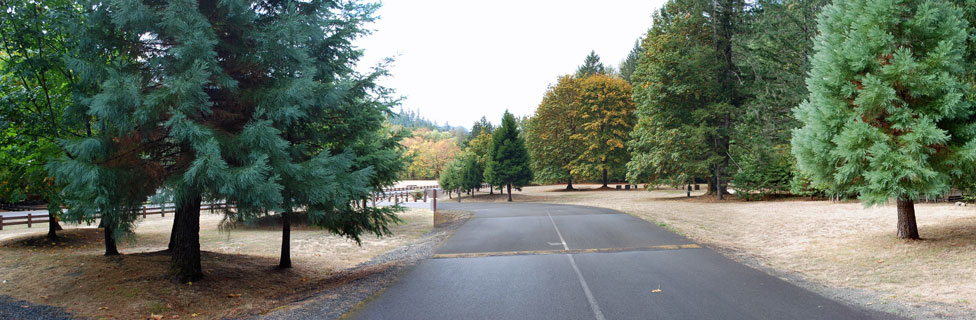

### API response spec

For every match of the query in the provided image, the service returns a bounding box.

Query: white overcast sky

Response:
[356,0,668,129]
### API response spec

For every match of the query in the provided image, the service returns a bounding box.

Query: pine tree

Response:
[54,0,399,281]
[526,75,584,189]
[792,0,974,239]
[484,111,533,202]
[732,0,830,199]
[571,74,635,188]
[619,40,643,84]
[438,158,463,200]
[575,50,609,78]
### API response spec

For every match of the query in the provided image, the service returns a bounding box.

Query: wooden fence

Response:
[0,202,236,231]
[1,184,448,230]
[371,185,440,205]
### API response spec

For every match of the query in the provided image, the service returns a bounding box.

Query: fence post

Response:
[143,206,147,218]
[27,213,32,228]
[161,206,165,217]
[1,215,4,230]
[432,189,437,213]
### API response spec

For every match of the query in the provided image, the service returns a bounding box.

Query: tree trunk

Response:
[715,165,724,200]
[46,210,60,242]
[896,198,920,239]
[566,173,574,190]
[602,168,609,188]
[104,224,119,256]
[279,210,292,269]
[171,193,203,283]
[490,186,494,195]
[507,184,512,202]
[168,207,181,252]
[457,187,462,203]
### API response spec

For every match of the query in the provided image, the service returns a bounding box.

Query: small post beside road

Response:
[432,189,437,213]
[27,213,32,228]
[0,215,4,230]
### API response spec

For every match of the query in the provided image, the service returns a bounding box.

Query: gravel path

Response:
[253,211,471,320]
[0,295,74,320]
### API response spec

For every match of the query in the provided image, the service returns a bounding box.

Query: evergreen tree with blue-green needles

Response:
[792,0,976,239]
[53,0,402,281]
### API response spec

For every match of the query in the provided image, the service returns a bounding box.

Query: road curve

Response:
[348,202,895,320]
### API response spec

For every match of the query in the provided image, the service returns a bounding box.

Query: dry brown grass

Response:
[465,184,976,310]
[0,208,432,319]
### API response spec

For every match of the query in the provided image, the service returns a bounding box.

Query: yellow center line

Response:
[432,244,702,259]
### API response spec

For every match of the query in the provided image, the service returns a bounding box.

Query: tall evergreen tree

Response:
[469,116,494,141]
[54,0,399,282]
[571,74,635,188]
[575,50,609,78]
[732,0,830,198]
[484,111,533,201]
[619,39,643,84]
[527,75,584,189]
[627,0,721,191]
[792,0,974,239]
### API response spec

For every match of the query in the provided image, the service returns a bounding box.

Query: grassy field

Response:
[0,208,433,319]
[463,184,976,317]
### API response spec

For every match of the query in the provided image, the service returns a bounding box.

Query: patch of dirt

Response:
[0,208,433,319]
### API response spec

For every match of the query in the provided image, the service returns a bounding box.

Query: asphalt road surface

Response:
[348,202,895,320]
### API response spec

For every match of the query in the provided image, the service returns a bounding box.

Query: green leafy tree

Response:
[0,0,83,242]
[526,75,584,189]
[627,0,737,196]
[485,111,533,201]
[792,0,974,239]
[571,74,635,188]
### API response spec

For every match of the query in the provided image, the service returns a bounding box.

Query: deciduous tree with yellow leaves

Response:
[571,75,635,188]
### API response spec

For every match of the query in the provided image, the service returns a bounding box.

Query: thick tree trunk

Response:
[602,168,609,188]
[168,208,181,252]
[490,186,494,195]
[566,173,574,190]
[171,193,203,283]
[507,184,512,202]
[896,198,920,239]
[279,210,292,269]
[104,224,119,256]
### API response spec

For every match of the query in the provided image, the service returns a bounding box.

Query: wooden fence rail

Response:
[2,185,448,230]
[0,203,237,231]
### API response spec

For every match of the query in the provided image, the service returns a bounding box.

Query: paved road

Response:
[348,202,894,320]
